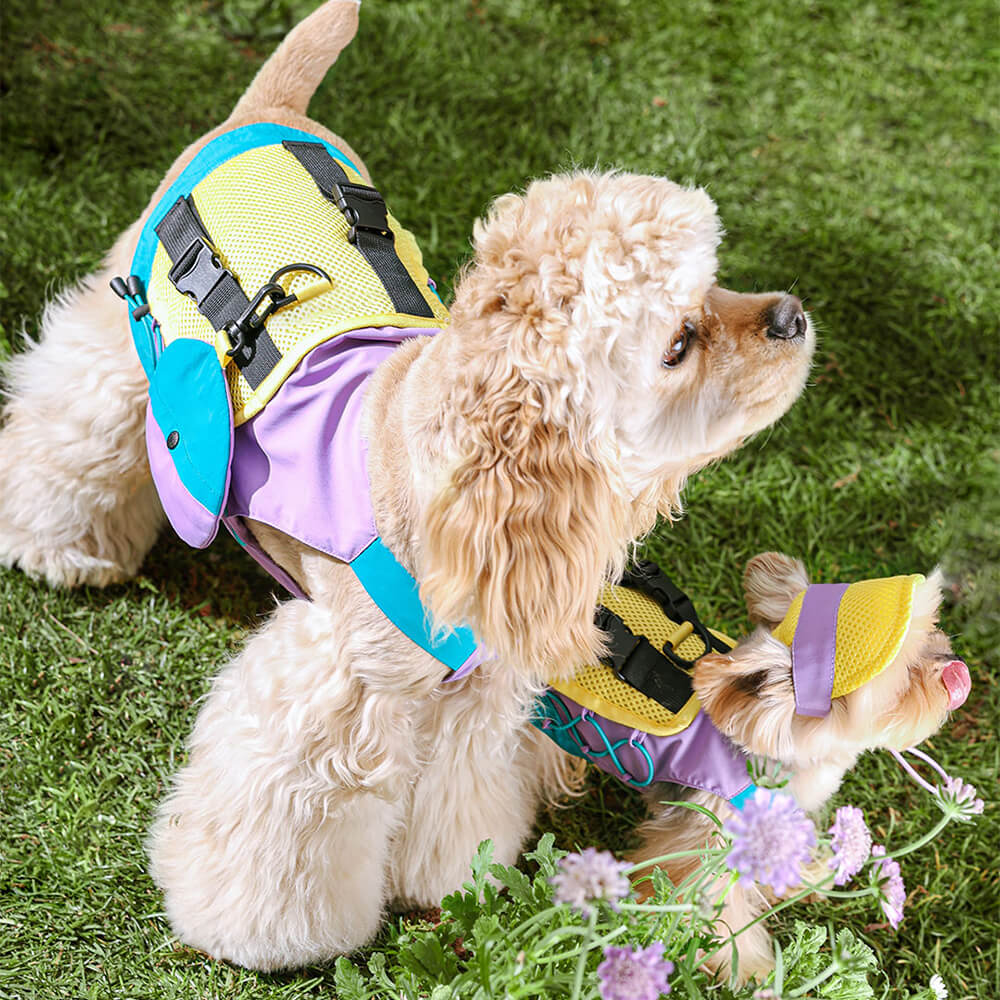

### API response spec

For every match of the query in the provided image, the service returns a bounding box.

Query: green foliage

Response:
[299,827,961,999]
[779,922,878,999]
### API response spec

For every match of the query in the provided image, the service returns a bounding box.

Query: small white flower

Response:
[939,775,985,819]
[929,973,948,999]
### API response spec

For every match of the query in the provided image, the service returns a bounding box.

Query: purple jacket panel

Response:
[542,688,752,801]
[221,326,438,590]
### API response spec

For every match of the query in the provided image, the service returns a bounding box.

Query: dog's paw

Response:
[0,526,131,588]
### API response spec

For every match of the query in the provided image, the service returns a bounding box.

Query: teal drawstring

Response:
[533,691,655,788]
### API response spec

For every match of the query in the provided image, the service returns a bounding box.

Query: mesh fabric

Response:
[773,574,924,697]
[146,143,448,425]
[550,582,734,737]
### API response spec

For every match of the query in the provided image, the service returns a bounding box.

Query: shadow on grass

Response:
[138,531,282,627]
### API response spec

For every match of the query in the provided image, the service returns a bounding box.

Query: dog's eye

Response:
[662,320,696,368]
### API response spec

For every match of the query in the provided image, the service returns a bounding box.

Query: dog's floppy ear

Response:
[743,552,811,628]
[418,368,631,676]
[694,633,797,759]
[416,183,643,676]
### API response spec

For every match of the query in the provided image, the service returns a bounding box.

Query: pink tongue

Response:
[942,660,971,710]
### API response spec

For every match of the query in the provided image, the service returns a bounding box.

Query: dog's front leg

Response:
[387,674,547,908]
[148,596,416,971]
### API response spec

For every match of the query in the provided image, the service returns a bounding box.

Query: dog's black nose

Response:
[766,295,807,340]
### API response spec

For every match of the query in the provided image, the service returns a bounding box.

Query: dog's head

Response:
[694,552,969,777]
[416,174,814,676]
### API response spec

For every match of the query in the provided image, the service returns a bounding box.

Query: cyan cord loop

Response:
[536,691,655,788]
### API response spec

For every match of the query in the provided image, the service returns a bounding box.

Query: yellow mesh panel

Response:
[771,591,805,648]
[550,582,735,737]
[146,143,449,425]
[773,575,923,697]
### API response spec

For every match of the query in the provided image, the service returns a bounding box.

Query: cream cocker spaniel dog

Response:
[0,1,813,969]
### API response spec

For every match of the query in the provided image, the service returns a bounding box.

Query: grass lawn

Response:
[1,0,997,997]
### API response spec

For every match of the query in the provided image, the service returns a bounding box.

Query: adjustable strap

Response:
[155,196,282,389]
[350,536,481,676]
[624,561,734,663]
[597,563,734,713]
[282,141,435,319]
[596,606,694,713]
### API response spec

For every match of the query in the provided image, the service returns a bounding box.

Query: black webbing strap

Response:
[624,561,734,660]
[596,606,694,713]
[282,141,435,319]
[596,562,734,713]
[155,196,282,389]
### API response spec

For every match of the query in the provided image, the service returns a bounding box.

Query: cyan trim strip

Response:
[350,536,478,672]
[533,691,655,789]
[728,782,758,811]
[128,122,362,349]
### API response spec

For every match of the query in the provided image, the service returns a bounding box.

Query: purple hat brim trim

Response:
[792,583,849,717]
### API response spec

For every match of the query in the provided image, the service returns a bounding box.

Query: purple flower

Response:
[724,789,816,896]
[941,775,985,818]
[598,941,674,1000]
[891,749,986,821]
[550,847,630,916]
[828,805,872,886]
[870,845,906,929]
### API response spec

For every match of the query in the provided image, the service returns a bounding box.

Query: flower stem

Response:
[535,924,629,966]
[716,870,740,907]
[889,748,939,795]
[876,812,952,862]
[905,745,952,781]
[570,909,597,1000]
[817,887,877,899]
[702,876,835,964]
[625,848,726,874]
[617,902,695,914]
[507,906,560,940]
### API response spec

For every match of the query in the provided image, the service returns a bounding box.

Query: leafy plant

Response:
[329,751,981,999]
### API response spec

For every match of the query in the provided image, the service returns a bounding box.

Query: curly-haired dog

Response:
[0,2,814,969]
[629,552,970,984]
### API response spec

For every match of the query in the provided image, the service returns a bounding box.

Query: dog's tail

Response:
[230,0,361,119]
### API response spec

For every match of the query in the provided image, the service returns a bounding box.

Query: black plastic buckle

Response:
[595,606,642,679]
[225,262,332,360]
[625,560,732,659]
[168,238,232,305]
[333,181,391,244]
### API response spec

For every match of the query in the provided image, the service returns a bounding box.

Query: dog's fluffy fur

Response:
[631,552,961,984]
[0,2,816,970]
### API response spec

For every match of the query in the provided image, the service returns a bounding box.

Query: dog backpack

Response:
[534,561,759,807]
[111,122,484,676]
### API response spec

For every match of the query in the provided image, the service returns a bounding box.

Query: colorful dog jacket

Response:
[113,122,484,676]
[534,562,759,807]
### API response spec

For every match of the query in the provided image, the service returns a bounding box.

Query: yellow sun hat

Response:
[771,574,925,716]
